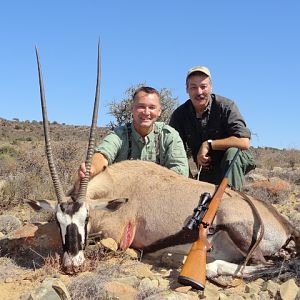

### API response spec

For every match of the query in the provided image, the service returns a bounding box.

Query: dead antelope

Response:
[30,45,300,278]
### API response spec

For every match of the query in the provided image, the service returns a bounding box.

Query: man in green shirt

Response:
[79,86,189,178]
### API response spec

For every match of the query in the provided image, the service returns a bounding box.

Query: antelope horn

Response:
[77,41,101,203]
[35,46,65,203]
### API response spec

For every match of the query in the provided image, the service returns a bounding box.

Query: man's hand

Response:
[197,141,212,168]
[69,153,108,199]
[79,162,95,179]
[79,152,108,179]
[70,162,96,198]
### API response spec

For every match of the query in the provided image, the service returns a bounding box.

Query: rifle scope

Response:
[185,192,212,230]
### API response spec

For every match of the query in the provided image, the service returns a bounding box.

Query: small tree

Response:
[107,84,178,129]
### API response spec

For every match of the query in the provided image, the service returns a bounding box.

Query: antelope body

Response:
[81,160,299,262]
[31,44,300,277]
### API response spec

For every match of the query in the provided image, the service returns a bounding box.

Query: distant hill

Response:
[0,117,109,144]
[1,117,299,170]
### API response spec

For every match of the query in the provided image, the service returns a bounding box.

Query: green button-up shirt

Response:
[95,122,189,177]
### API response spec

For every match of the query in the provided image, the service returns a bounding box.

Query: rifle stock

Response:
[178,149,240,290]
[178,227,209,290]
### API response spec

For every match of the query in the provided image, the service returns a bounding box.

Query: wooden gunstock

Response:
[178,227,210,290]
[178,179,228,290]
[201,178,228,224]
[178,149,240,290]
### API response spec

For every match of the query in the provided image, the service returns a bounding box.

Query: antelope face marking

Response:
[56,201,89,273]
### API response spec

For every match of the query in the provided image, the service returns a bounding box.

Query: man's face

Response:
[187,74,212,113]
[132,91,161,134]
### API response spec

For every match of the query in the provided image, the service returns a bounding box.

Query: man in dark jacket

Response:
[169,66,255,190]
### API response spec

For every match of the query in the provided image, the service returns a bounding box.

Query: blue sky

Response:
[1,1,299,149]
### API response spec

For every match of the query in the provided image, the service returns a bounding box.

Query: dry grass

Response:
[244,180,291,205]
[0,257,25,281]
[0,119,299,211]
[67,253,167,300]
[252,147,300,169]
[1,118,299,300]
[0,119,107,210]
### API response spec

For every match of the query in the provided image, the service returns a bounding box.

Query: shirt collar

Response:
[131,123,156,144]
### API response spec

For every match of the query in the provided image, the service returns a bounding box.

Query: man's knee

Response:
[223,147,240,162]
[223,148,255,173]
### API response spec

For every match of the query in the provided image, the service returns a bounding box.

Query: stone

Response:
[218,293,230,300]
[28,286,61,300]
[103,281,138,300]
[226,294,244,300]
[128,263,154,278]
[125,248,139,259]
[175,285,192,293]
[248,294,260,300]
[279,278,299,300]
[144,291,199,300]
[262,279,279,298]
[258,290,272,300]
[245,282,261,294]
[6,222,61,252]
[100,237,118,252]
[203,283,220,299]
[158,277,170,289]
[115,275,139,287]
[28,277,71,300]
[50,278,71,300]
[253,278,265,287]
[139,277,159,290]
[0,215,22,234]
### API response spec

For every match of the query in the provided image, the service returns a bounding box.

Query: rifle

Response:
[178,149,240,290]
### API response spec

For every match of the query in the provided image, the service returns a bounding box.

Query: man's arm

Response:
[197,137,250,168]
[79,128,124,178]
[211,136,250,150]
[197,98,251,168]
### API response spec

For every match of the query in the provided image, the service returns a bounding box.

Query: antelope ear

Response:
[25,199,57,212]
[106,198,128,211]
[89,198,128,212]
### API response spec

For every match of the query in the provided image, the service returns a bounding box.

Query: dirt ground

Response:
[0,180,299,299]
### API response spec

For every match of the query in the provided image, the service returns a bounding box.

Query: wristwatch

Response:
[207,139,213,152]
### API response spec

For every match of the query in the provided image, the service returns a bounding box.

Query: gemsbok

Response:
[29,44,300,279]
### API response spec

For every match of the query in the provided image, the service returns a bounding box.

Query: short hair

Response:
[133,86,160,101]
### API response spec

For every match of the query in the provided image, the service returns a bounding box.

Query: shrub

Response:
[244,179,291,205]
[0,173,57,210]
[14,124,22,130]
[0,145,17,158]
[0,154,17,176]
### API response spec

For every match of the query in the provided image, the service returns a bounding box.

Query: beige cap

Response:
[186,66,211,79]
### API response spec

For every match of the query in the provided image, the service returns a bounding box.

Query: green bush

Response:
[0,145,17,158]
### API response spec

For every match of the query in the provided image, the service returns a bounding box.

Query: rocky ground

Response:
[1,119,299,299]
[0,165,299,300]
